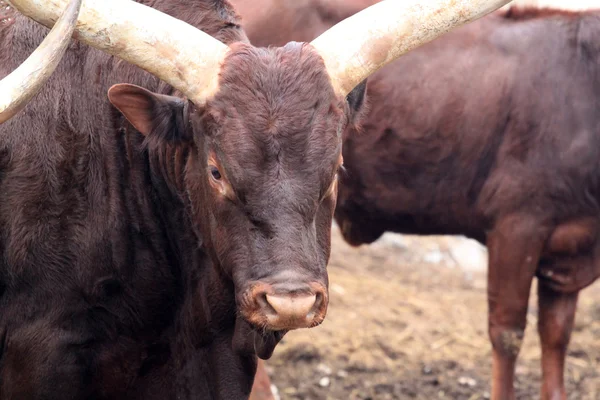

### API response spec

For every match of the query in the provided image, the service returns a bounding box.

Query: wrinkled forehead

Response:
[206,42,345,182]
[211,41,343,130]
[216,41,339,107]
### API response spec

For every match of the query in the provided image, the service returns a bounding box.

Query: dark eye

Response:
[210,166,221,180]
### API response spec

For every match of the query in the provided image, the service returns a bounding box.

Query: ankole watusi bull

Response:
[234,0,600,399]
[0,0,516,398]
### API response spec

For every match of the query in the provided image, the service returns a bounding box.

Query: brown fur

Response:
[0,0,365,399]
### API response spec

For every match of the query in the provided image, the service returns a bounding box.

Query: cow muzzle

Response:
[241,278,328,331]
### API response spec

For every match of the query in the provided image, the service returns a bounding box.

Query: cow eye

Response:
[210,166,221,180]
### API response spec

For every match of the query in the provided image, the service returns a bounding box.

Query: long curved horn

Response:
[310,0,513,97]
[7,0,230,106]
[0,0,82,123]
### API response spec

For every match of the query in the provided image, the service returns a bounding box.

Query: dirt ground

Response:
[263,225,600,400]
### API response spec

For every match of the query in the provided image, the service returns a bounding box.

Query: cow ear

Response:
[108,84,189,143]
[346,79,367,114]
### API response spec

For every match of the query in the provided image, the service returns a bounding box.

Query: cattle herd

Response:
[0,0,598,399]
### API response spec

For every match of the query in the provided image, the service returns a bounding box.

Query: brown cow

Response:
[0,0,514,398]
[334,5,600,400]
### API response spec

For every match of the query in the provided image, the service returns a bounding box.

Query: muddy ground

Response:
[263,225,600,400]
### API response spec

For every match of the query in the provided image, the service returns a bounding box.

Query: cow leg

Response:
[249,360,275,400]
[487,214,548,400]
[538,282,578,400]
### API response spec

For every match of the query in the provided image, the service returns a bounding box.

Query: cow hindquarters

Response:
[538,282,578,400]
[486,214,549,400]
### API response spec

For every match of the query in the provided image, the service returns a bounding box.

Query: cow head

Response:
[106,43,367,345]
[2,0,514,359]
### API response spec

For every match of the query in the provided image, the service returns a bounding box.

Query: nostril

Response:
[256,292,274,314]
[312,291,324,312]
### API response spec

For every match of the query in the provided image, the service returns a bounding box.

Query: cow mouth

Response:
[253,329,287,360]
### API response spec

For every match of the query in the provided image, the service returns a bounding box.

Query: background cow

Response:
[335,5,600,400]
[235,0,600,399]
[0,0,514,398]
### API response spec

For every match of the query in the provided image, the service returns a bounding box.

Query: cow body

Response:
[338,7,598,246]
[335,7,600,400]
[0,0,350,398]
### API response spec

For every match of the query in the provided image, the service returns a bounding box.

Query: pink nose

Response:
[264,293,318,328]
[243,282,328,331]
